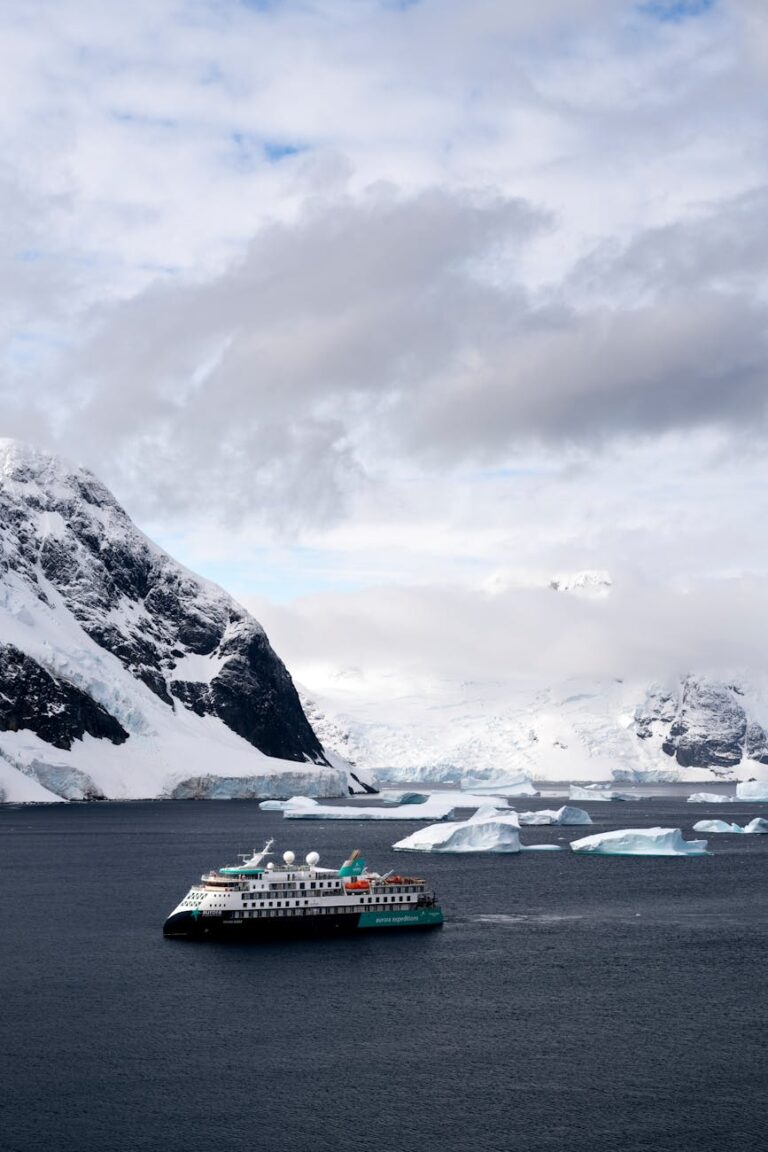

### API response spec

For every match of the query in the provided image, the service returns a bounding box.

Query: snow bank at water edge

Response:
[570,828,710,856]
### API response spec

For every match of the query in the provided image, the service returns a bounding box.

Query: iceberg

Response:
[517,806,592,826]
[568,785,636,802]
[520,844,564,851]
[283,796,458,821]
[379,791,430,805]
[736,782,768,801]
[693,817,768,834]
[686,792,736,803]
[393,809,521,853]
[692,820,743,834]
[461,774,539,797]
[259,796,319,812]
[570,827,709,856]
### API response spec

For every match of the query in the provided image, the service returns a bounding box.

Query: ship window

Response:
[299,882,305,889]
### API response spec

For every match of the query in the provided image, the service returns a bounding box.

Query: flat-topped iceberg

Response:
[518,806,592,826]
[693,817,768,834]
[570,827,709,856]
[259,796,319,812]
[687,792,735,803]
[283,795,458,821]
[736,782,768,801]
[379,791,430,805]
[393,808,521,853]
[569,785,636,802]
[461,774,539,797]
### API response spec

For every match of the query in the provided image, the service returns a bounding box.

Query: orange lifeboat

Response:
[344,880,370,891]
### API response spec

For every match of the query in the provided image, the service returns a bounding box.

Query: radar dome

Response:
[306,851,320,867]
[283,850,295,865]
[266,862,274,871]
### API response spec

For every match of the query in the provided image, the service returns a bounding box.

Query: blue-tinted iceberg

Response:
[259,796,319,812]
[692,820,743,834]
[736,782,768,801]
[393,808,521,853]
[570,827,709,856]
[379,791,430,805]
[462,774,539,797]
[693,817,768,834]
[686,792,735,803]
[569,785,637,802]
[518,806,592,826]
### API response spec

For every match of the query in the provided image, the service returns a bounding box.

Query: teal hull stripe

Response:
[358,908,443,929]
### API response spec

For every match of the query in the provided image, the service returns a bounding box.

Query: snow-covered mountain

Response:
[0,440,369,803]
[300,670,768,786]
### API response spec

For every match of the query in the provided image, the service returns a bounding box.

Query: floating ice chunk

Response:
[462,774,539,797]
[393,810,521,853]
[570,827,709,856]
[686,792,735,804]
[569,785,635,802]
[693,817,768,834]
[520,844,564,851]
[259,796,318,812]
[736,782,768,801]
[692,820,743,834]
[284,796,458,821]
[518,806,592,826]
[379,791,430,805]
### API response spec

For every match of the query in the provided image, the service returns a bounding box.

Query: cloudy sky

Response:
[2,0,767,689]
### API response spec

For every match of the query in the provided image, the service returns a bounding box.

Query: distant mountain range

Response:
[0,439,372,803]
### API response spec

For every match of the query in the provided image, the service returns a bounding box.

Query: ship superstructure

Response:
[163,841,443,939]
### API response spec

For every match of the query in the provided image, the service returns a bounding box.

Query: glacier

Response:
[570,827,710,856]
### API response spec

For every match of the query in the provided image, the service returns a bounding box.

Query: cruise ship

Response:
[163,841,444,939]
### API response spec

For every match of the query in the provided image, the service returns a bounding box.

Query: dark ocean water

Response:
[1,798,766,1152]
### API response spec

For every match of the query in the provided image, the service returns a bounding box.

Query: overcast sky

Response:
[2,0,767,687]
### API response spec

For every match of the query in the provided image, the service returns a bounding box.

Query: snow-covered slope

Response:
[0,440,362,802]
[300,670,768,786]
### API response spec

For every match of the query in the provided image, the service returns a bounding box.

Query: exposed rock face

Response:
[0,645,128,750]
[635,677,768,771]
[0,439,328,772]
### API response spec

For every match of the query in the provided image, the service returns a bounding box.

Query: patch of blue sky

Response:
[637,0,716,23]
[230,131,306,171]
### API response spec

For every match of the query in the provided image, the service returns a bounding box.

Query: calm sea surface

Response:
[1,797,766,1152]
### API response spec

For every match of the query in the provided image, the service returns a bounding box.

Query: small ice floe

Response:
[283,795,458,821]
[259,796,319,812]
[379,791,430,805]
[393,807,521,853]
[686,792,735,804]
[461,773,539,797]
[570,827,709,856]
[569,785,636,802]
[517,806,592,826]
[736,782,768,802]
[519,844,564,852]
[693,818,768,834]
